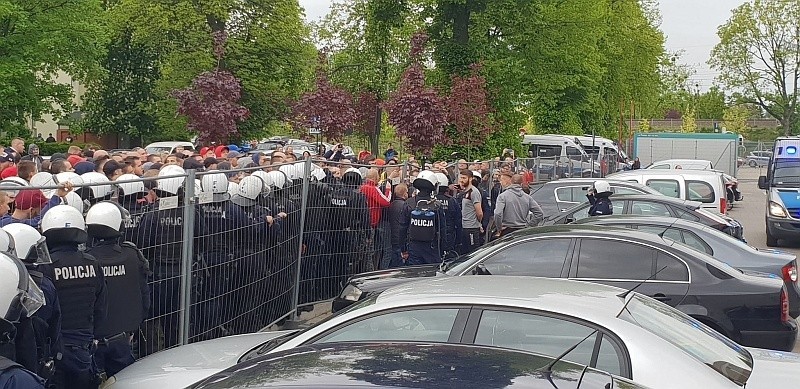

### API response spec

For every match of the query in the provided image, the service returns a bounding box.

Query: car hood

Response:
[105,331,295,389]
[747,348,800,387]
[350,265,441,289]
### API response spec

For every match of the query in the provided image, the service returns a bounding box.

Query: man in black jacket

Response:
[388,184,408,268]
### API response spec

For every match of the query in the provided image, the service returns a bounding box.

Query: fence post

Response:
[290,158,311,322]
[178,169,196,346]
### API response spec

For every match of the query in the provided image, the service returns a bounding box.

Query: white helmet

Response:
[0,230,11,256]
[194,179,202,195]
[0,177,29,198]
[279,164,297,181]
[80,172,113,202]
[41,204,88,244]
[2,224,51,265]
[266,171,286,189]
[0,253,45,325]
[63,191,86,215]
[310,165,326,182]
[227,181,240,198]
[115,173,146,197]
[30,172,56,198]
[54,172,83,186]
[157,165,186,195]
[434,172,449,189]
[293,162,307,180]
[593,180,611,194]
[231,176,265,207]
[86,201,130,239]
[201,171,229,202]
[417,170,438,186]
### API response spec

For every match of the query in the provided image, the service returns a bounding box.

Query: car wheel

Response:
[749,160,757,167]
[766,228,779,247]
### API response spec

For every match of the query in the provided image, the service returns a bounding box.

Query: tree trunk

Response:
[783,117,793,136]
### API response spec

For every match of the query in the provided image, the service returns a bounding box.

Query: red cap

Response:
[1,166,17,179]
[67,154,84,167]
[15,189,48,210]
[199,147,209,157]
[214,145,229,157]
[374,159,385,166]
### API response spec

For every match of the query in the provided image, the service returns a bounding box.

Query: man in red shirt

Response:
[360,168,392,268]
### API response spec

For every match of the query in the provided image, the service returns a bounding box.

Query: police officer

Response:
[587,180,613,216]
[401,170,445,265]
[2,224,61,384]
[84,202,150,378]
[0,253,46,389]
[325,169,370,296]
[433,172,462,259]
[137,165,199,353]
[40,205,107,389]
[79,172,114,207]
[115,173,151,247]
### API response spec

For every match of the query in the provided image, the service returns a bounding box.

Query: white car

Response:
[106,276,800,388]
[645,158,714,170]
[144,141,195,155]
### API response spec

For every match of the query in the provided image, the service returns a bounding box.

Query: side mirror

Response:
[758,176,768,190]
[472,264,490,275]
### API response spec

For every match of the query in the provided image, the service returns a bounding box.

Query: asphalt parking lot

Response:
[730,166,800,352]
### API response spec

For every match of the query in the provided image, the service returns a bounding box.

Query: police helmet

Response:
[157,165,186,196]
[227,181,240,198]
[63,191,86,215]
[231,176,265,207]
[2,224,51,265]
[593,180,612,195]
[0,253,45,329]
[201,171,230,201]
[194,179,202,195]
[279,164,295,180]
[54,172,83,187]
[342,169,362,187]
[266,171,286,190]
[86,201,131,239]
[30,172,57,198]
[414,170,437,192]
[434,172,450,189]
[310,165,327,182]
[252,171,274,195]
[0,230,11,257]
[41,204,88,244]
[80,172,113,203]
[0,177,29,198]
[115,173,147,197]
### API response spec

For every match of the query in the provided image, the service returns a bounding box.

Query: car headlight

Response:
[769,201,788,218]
[340,284,363,301]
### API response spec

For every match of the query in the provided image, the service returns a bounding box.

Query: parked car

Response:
[528,178,663,218]
[572,215,800,316]
[746,151,773,167]
[110,276,800,389]
[542,194,744,240]
[191,342,648,389]
[332,225,796,350]
[608,169,729,215]
[521,134,599,178]
[645,158,714,170]
[144,141,195,155]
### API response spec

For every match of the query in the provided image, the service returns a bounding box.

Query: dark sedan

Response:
[333,225,796,351]
[542,194,744,240]
[572,216,800,317]
[529,178,662,218]
[192,343,647,389]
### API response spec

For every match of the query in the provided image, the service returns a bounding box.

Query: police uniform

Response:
[261,186,300,319]
[435,191,462,258]
[401,192,445,266]
[0,356,45,389]
[85,239,150,377]
[40,246,107,389]
[587,194,613,216]
[324,180,370,296]
[13,268,61,384]
[118,197,150,248]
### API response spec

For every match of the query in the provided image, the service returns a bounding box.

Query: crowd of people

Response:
[0,137,551,389]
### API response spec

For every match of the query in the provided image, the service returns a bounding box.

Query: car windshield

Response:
[444,240,508,275]
[618,294,753,386]
[145,146,171,154]
[772,160,800,185]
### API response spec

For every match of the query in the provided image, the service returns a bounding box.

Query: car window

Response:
[566,146,584,160]
[611,186,642,195]
[480,238,570,277]
[645,179,680,197]
[650,164,669,169]
[576,239,654,280]
[655,251,690,281]
[474,310,622,375]
[679,230,713,255]
[636,225,681,241]
[555,186,585,203]
[630,201,671,217]
[314,308,459,343]
[686,181,715,203]
[569,202,624,222]
[533,145,562,158]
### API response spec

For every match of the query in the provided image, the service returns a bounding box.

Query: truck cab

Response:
[758,137,800,246]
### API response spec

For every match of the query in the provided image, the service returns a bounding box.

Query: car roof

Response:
[650,159,712,164]
[572,215,694,227]
[590,193,699,207]
[377,276,628,321]
[543,178,647,185]
[610,169,721,177]
[146,141,194,147]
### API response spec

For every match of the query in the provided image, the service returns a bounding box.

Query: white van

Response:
[607,169,728,215]
[145,141,196,155]
[575,135,631,171]
[645,159,713,171]
[522,135,598,177]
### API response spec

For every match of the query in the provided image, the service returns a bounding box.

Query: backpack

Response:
[409,197,441,242]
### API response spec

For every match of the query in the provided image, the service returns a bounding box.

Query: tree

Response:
[0,0,107,131]
[385,33,448,156]
[290,53,357,141]
[723,105,752,134]
[172,31,249,144]
[445,63,493,149]
[681,108,698,133]
[695,86,727,119]
[710,0,800,135]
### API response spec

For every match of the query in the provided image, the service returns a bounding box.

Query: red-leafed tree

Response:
[172,31,250,145]
[385,32,448,156]
[445,63,493,148]
[354,91,379,136]
[291,52,357,141]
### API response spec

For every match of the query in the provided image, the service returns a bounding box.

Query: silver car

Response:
[746,151,773,167]
[105,276,800,388]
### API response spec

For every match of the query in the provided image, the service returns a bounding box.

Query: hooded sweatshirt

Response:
[493,184,544,229]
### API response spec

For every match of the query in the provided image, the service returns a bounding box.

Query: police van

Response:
[522,135,599,178]
[758,137,800,246]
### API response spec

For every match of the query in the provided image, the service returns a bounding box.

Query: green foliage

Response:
[695,86,727,119]
[723,105,751,134]
[680,108,698,133]
[0,0,108,131]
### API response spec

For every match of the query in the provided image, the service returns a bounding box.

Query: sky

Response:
[297,0,749,90]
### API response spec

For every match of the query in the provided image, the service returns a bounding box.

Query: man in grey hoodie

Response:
[493,173,544,238]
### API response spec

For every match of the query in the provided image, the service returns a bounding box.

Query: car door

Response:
[466,238,573,277]
[569,238,689,307]
[554,186,586,211]
[564,201,626,223]
[463,307,630,378]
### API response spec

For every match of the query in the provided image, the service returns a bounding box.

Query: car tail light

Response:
[781,287,790,323]
[782,262,798,283]
[720,198,727,214]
